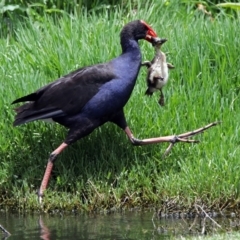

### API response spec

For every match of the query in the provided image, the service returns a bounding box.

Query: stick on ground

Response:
[0,224,11,236]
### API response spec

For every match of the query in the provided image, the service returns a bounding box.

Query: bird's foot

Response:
[162,121,221,157]
[125,122,220,157]
[37,189,44,205]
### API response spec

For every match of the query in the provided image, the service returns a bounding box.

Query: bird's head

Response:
[140,20,158,42]
[120,20,158,43]
[151,37,167,48]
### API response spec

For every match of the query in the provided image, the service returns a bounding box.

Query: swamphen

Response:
[12,20,159,203]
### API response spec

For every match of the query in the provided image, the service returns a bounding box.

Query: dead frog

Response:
[141,37,174,106]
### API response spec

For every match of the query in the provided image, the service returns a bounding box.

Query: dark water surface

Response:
[0,211,234,239]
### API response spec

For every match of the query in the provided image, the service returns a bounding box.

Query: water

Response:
[0,211,235,239]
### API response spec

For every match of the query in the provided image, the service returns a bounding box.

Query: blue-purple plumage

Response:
[12,20,152,145]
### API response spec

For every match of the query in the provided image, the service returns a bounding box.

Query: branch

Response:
[0,224,11,237]
[195,204,222,229]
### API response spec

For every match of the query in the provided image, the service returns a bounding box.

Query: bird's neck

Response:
[119,39,142,67]
[121,38,140,54]
[155,48,161,55]
[155,48,166,61]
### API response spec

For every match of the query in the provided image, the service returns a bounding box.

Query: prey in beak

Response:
[141,37,174,106]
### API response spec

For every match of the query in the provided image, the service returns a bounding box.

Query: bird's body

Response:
[14,59,140,139]
[13,35,143,144]
[147,50,169,90]
[142,38,174,106]
[12,20,158,201]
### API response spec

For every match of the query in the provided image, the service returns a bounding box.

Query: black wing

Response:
[12,63,116,126]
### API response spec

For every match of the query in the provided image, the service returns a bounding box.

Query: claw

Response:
[38,190,43,204]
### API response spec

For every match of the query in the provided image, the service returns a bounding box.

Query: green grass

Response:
[181,232,240,240]
[0,1,240,211]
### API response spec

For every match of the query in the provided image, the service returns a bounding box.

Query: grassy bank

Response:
[0,2,240,212]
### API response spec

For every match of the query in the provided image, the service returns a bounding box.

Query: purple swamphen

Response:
[12,20,160,203]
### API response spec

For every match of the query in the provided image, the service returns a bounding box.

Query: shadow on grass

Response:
[6,120,181,192]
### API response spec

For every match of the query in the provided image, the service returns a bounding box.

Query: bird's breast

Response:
[81,52,141,119]
[148,57,169,89]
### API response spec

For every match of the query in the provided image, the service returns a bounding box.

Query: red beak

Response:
[140,20,158,42]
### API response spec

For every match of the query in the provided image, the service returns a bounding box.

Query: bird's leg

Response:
[39,216,50,240]
[38,142,68,204]
[141,61,152,68]
[124,121,220,156]
[158,89,164,106]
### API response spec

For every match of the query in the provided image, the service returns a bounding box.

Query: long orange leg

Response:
[39,216,51,240]
[124,121,220,156]
[38,142,68,204]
